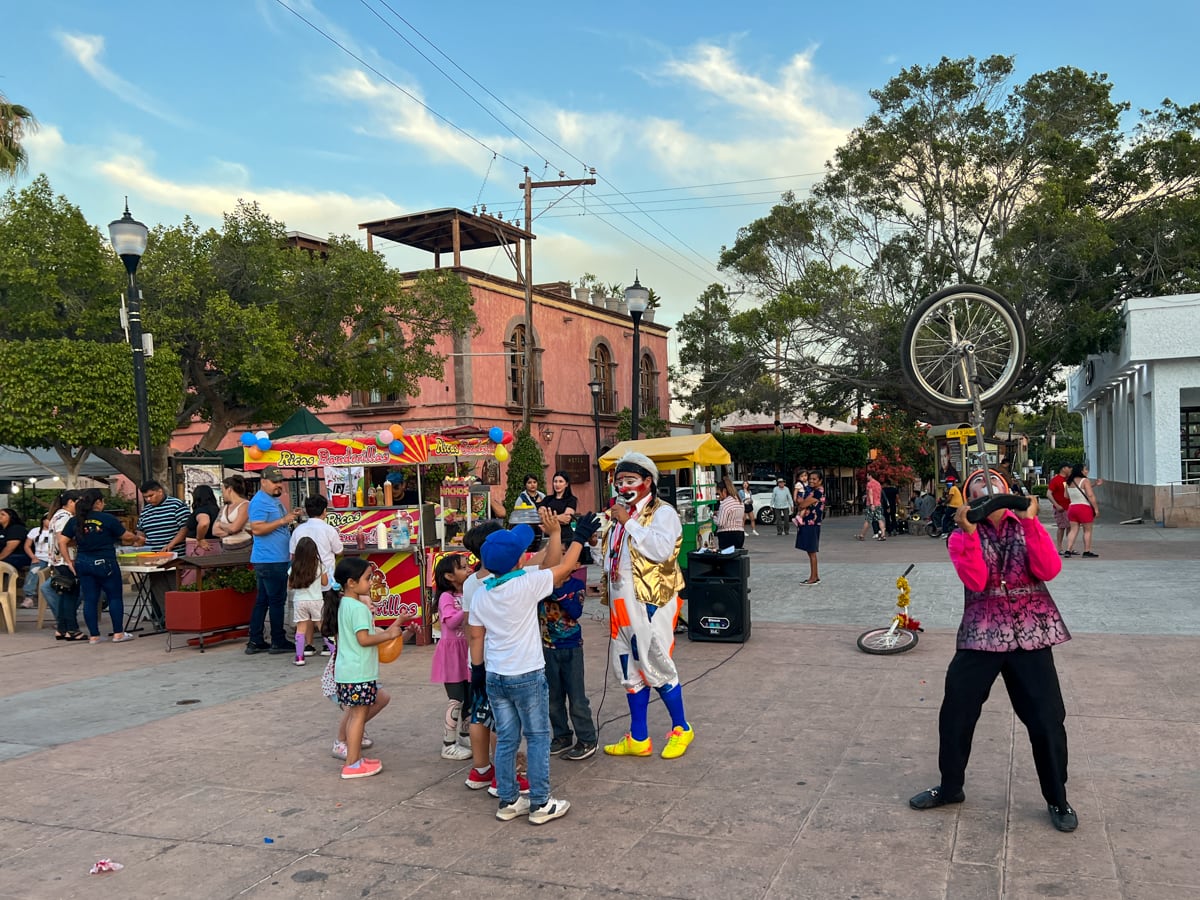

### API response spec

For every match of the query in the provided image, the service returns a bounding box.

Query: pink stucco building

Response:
[173,208,670,499]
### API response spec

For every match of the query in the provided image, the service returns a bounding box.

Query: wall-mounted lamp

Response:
[541,425,555,443]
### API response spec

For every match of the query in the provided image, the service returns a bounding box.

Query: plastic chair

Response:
[0,561,19,634]
[35,567,53,629]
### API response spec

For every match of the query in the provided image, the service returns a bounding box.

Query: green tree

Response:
[614,406,670,441]
[0,340,181,485]
[503,427,546,515]
[0,176,124,340]
[0,93,37,179]
[93,201,478,480]
[860,405,932,485]
[719,56,1200,426]
[672,283,762,431]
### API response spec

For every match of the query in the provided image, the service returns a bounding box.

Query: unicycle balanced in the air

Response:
[900,284,1031,524]
[857,564,922,654]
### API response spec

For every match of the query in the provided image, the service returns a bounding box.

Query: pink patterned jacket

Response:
[947,512,1070,652]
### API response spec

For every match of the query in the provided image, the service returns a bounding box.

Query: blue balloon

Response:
[256,436,271,451]
[240,432,256,447]
[488,426,504,443]
[389,439,404,455]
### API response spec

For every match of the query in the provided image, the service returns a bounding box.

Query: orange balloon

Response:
[389,424,405,439]
[378,634,404,663]
[247,446,263,460]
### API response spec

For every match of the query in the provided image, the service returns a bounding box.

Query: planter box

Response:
[165,588,256,634]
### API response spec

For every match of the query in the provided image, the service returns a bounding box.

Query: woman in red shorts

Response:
[1063,464,1101,558]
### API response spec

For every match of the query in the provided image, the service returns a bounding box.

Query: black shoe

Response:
[562,741,597,761]
[909,786,965,810]
[1048,803,1078,832]
[245,641,271,655]
[549,735,574,755]
[268,644,292,655]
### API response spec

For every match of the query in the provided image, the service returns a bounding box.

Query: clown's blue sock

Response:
[627,688,650,741]
[657,683,688,730]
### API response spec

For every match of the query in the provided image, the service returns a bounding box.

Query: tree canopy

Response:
[715,55,1200,425]
[1,181,478,483]
[0,93,37,179]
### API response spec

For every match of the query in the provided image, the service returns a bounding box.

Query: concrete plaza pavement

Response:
[1,511,1197,899]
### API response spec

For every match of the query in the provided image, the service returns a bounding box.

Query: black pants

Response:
[716,531,745,550]
[937,647,1069,806]
[544,646,596,744]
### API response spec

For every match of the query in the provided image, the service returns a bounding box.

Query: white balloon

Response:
[255,430,269,441]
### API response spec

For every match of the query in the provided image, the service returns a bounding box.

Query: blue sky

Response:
[6,0,1198,333]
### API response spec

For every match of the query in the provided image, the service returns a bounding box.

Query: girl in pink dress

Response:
[430,553,473,760]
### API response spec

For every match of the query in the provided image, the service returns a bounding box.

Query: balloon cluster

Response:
[240,430,272,460]
[375,424,407,456]
[487,426,514,461]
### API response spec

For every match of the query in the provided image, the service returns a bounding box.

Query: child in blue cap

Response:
[467,507,599,825]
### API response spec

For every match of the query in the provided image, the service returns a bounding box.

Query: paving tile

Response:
[766,853,954,899]
[1003,871,1124,899]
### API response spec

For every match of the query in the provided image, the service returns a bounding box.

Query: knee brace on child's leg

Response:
[443,699,462,742]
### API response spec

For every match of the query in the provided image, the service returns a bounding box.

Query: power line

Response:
[271,0,526,170]
[479,172,827,207]
[355,0,558,171]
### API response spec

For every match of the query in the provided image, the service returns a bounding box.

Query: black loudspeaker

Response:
[657,472,677,507]
[686,550,750,643]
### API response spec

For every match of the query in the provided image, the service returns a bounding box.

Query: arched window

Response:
[508,324,528,405]
[593,344,614,414]
[639,353,658,414]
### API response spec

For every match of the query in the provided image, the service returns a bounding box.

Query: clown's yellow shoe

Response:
[660,725,695,759]
[604,734,652,757]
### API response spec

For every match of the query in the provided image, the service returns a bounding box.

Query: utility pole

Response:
[521,169,596,429]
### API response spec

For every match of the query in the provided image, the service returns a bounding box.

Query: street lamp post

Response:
[775,418,785,479]
[624,274,649,441]
[588,379,604,510]
[108,201,153,487]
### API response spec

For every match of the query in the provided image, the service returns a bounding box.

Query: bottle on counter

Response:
[355,477,365,508]
[367,484,378,507]
[354,527,365,551]
[396,518,410,547]
[383,481,393,507]
[375,522,388,549]
[388,519,401,549]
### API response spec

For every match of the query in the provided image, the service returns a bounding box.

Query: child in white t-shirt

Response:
[467,507,599,826]
[288,537,327,667]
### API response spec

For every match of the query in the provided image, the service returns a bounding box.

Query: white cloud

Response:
[22,124,67,169]
[640,42,860,181]
[321,69,526,175]
[94,153,402,240]
[57,32,191,128]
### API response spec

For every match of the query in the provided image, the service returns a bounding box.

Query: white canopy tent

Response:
[0,446,119,484]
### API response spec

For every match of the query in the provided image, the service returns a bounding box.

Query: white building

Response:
[1067,293,1200,525]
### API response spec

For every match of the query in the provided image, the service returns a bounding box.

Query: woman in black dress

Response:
[539,471,578,545]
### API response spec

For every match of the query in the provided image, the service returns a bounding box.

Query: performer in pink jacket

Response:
[909,472,1078,833]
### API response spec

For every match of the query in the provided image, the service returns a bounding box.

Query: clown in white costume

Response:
[602,452,694,759]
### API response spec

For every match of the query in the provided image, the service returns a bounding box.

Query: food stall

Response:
[243,426,509,636]
[599,433,731,571]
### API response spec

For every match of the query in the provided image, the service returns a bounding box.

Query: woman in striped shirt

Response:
[714,477,746,550]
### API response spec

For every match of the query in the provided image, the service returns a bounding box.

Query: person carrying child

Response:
[430,552,474,760]
[289,536,328,667]
[542,573,597,760]
[468,507,600,824]
[324,556,420,779]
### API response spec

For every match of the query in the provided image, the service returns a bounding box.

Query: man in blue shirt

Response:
[246,465,301,655]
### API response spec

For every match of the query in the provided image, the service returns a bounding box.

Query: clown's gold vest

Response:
[601,497,685,608]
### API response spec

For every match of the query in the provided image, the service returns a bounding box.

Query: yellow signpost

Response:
[945,427,974,443]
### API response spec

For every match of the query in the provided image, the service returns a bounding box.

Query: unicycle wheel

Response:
[857,627,919,655]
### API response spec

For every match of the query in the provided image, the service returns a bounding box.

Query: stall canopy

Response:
[600,434,730,472]
[244,425,498,470]
[0,446,119,482]
[216,408,333,467]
